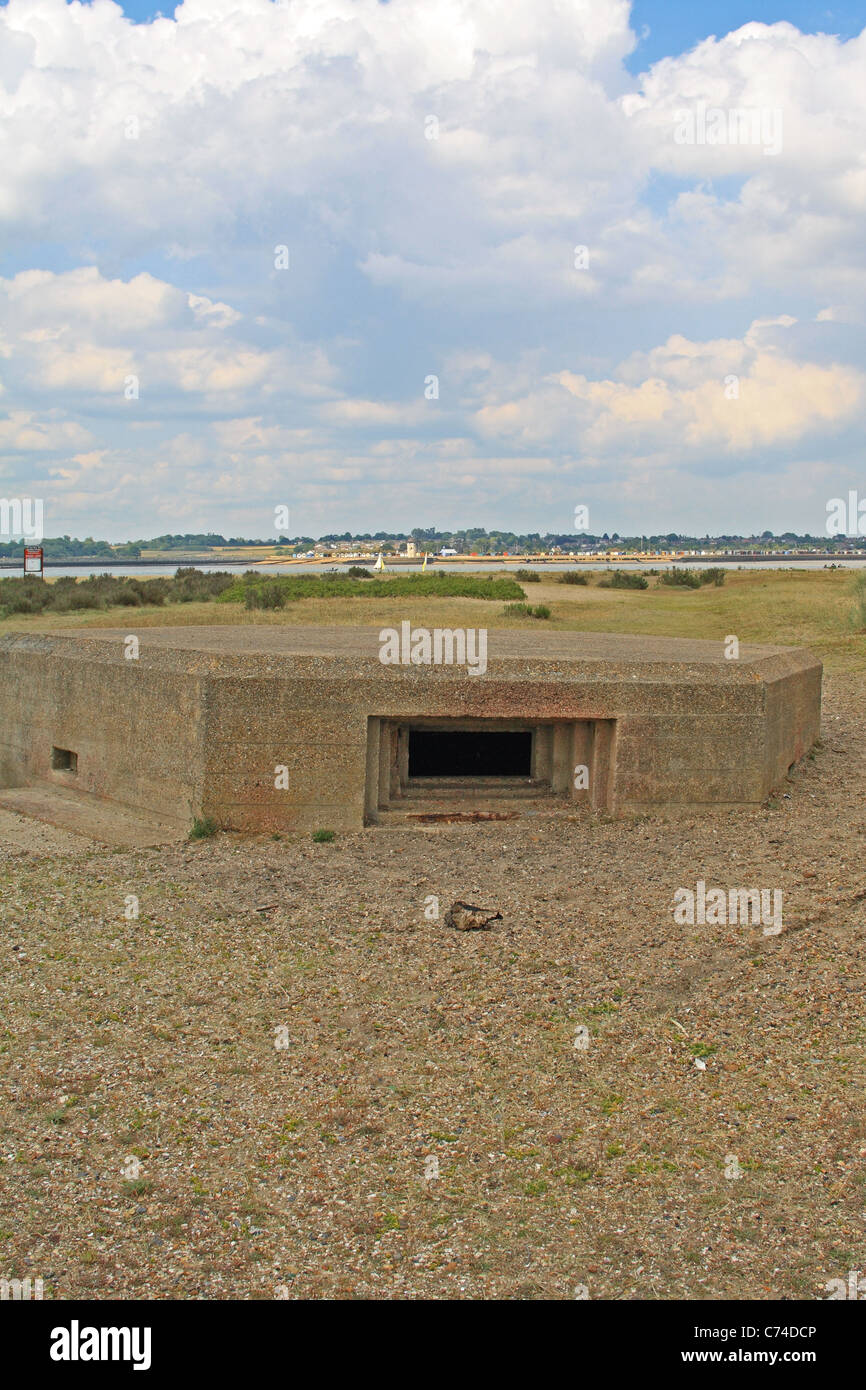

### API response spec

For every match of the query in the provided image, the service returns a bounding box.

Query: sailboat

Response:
[374,552,386,572]
[421,552,428,571]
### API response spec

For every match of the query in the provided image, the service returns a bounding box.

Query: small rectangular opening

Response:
[51,746,77,773]
[365,716,615,823]
[408,729,532,779]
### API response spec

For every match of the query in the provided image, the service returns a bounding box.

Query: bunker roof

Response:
[1,625,818,687]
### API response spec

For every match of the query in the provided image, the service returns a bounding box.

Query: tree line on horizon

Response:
[0,527,855,561]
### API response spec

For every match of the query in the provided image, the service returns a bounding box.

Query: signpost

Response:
[23,547,44,577]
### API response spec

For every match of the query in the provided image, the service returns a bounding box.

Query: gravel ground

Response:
[1,671,864,1301]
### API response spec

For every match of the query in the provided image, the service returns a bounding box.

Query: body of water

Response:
[2,558,865,578]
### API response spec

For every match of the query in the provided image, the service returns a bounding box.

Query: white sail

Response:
[375,552,386,571]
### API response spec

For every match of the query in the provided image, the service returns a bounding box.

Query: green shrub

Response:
[113,585,144,606]
[513,568,541,582]
[121,1178,152,1198]
[598,570,648,590]
[222,573,525,604]
[170,567,235,602]
[189,816,218,840]
[50,574,169,609]
[312,829,336,843]
[51,586,102,611]
[659,568,701,588]
[504,602,550,619]
[346,566,372,578]
[245,582,286,610]
[141,578,170,605]
[0,597,39,617]
[700,567,726,587]
[558,571,588,585]
[0,576,53,616]
[0,568,227,618]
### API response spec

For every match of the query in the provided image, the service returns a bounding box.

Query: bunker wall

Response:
[762,661,823,793]
[197,668,775,831]
[0,643,203,827]
[614,712,767,809]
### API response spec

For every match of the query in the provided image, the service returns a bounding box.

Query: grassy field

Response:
[2,569,864,672]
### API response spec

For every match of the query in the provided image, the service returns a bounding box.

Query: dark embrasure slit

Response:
[408,729,532,779]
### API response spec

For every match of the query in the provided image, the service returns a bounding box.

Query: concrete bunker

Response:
[0,625,822,839]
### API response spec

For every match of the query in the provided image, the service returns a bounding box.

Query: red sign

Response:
[24,547,44,576]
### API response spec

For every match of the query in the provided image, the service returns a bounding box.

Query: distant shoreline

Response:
[2,551,865,572]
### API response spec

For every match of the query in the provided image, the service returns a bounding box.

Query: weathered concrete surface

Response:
[0,626,822,835]
[0,802,98,854]
[0,784,184,848]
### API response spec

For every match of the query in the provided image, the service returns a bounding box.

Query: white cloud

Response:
[0,266,335,403]
[0,1,865,534]
[0,410,92,453]
[474,321,865,455]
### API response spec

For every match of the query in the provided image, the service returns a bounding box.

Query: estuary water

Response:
[5,558,865,579]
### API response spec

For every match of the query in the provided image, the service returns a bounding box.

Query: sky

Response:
[1,0,865,541]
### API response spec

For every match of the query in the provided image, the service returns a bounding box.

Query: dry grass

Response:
[2,569,864,672]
